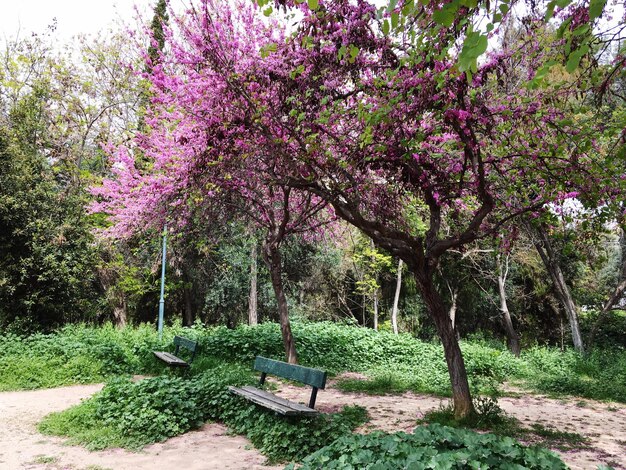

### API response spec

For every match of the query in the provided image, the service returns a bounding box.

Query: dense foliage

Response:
[0,324,162,390]
[2,322,624,403]
[0,96,99,330]
[288,424,567,469]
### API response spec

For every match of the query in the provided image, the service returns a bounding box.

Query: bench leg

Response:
[308,387,318,409]
[259,372,267,386]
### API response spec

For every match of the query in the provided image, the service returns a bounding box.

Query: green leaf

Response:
[545,0,572,20]
[433,7,456,27]
[462,31,488,58]
[566,44,590,73]
[572,24,590,36]
[308,0,319,10]
[391,12,399,29]
[382,19,390,35]
[338,45,347,61]
[260,43,277,58]
[589,0,607,20]
[263,6,273,16]
[349,44,360,63]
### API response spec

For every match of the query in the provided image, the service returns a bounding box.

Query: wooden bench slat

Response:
[230,356,326,416]
[228,386,318,416]
[153,351,189,367]
[254,357,326,389]
[238,386,318,414]
[153,336,197,368]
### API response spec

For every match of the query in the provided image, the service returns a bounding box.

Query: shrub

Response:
[95,376,205,447]
[288,424,568,469]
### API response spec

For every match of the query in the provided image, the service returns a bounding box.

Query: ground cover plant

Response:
[39,364,368,462]
[0,323,164,391]
[2,322,625,404]
[198,322,626,403]
[421,397,591,453]
[286,424,568,469]
[3,321,619,468]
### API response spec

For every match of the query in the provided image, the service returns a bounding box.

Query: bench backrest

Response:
[254,356,326,390]
[173,336,198,353]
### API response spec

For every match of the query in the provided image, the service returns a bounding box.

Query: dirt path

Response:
[0,384,280,470]
[0,380,624,470]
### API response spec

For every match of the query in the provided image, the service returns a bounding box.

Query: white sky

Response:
[0,0,157,42]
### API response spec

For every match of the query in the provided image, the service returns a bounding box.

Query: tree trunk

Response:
[97,257,128,328]
[533,224,584,353]
[373,290,379,331]
[391,259,402,335]
[447,283,458,331]
[183,281,194,326]
[112,304,127,328]
[416,273,474,419]
[496,253,521,357]
[181,267,194,326]
[263,241,297,364]
[248,242,258,326]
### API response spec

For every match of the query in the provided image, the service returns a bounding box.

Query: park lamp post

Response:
[158,225,167,341]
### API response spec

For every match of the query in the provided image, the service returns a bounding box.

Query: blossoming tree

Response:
[95,0,625,417]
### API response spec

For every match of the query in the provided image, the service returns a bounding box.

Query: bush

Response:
[200,322,522,396]
[288,424,568,469]
[0,323,177,390]
[95,376,204,447]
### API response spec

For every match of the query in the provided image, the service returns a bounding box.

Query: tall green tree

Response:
[0,89,99,329]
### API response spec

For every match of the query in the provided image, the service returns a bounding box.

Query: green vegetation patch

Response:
[3,321,626,404]
[39,364,368,462]
[287,424,567,469]
[422,397,590,452]
[518,347,626,402]
[0,323,179,391]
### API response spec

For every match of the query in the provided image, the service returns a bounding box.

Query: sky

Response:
[0,0,157,42]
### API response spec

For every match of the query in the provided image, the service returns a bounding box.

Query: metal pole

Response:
[158,225,167,341]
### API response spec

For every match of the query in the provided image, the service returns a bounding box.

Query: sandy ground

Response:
[0,384,281,470]
[0,377,624,470]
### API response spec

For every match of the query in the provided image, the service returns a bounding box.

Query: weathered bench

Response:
[229,356,327,417]
[153,336,198,368]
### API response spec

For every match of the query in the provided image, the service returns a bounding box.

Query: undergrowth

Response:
[2,321,625,403]
[422,396,591,453]
[39,365,368,462]
[287,424,568,469]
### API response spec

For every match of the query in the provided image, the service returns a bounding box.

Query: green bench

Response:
[153,336,198,368]
[229,356,327,416]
